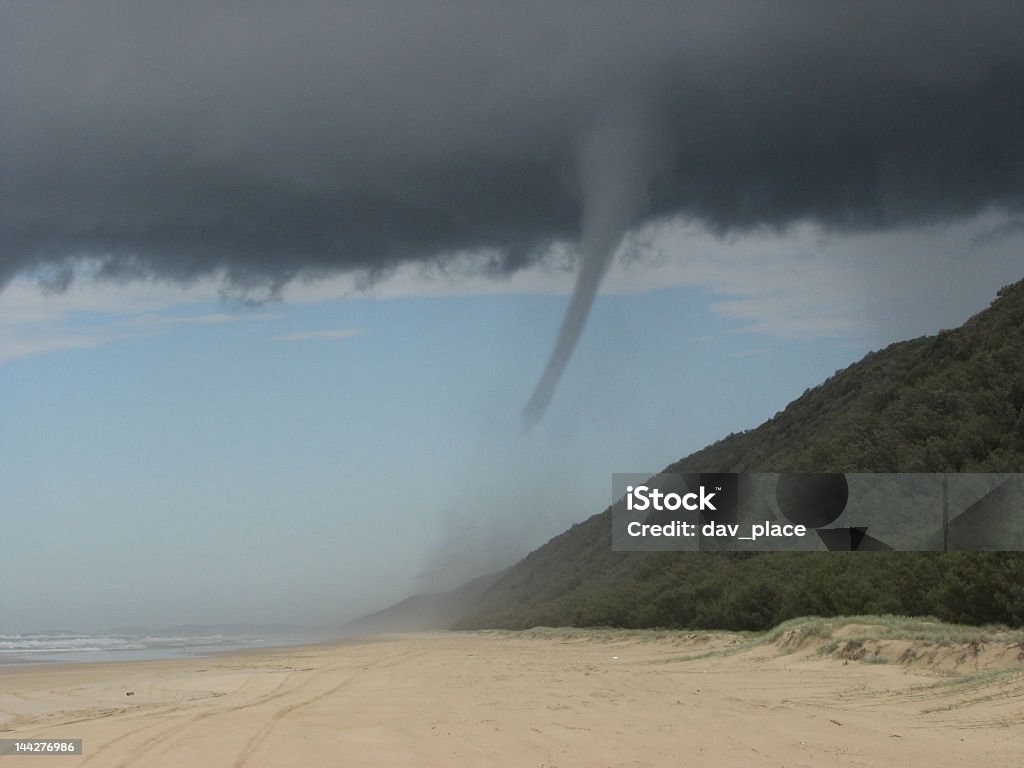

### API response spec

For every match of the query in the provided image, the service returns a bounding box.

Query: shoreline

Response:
[0,633,342,669]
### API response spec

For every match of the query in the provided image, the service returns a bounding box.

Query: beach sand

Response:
[1,628,1021,767]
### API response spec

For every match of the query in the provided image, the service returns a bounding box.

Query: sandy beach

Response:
[1,626,1022,767]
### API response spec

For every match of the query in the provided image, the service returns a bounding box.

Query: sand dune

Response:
[1,626,1022,767]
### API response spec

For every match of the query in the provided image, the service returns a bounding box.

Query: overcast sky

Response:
[1,2,1022,632]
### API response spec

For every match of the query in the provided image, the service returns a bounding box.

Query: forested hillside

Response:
[456,280,1024,631]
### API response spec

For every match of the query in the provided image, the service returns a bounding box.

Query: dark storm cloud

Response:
[2,2,1023,416]
[4,0,1021,285]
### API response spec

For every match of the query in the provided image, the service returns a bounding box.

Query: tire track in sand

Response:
[99,648,418,768]
[230,650,423,768]
[81,667,314,768]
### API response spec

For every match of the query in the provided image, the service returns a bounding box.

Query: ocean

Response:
[0,630,321,665]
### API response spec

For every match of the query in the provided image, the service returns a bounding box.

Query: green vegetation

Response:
[467,617,1024,674]
[765,614,1024,645]
[677,280,1024,473]
[456,279,1024,632]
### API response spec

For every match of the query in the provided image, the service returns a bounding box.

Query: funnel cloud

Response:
[2,3,1023,419]
[524,108,668,426]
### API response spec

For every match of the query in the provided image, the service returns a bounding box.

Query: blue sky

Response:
[2,215,1022,632]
